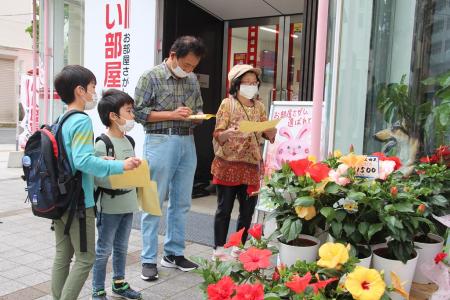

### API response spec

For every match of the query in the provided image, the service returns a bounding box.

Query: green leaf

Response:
[439,110,448,126]
[344,223,356,236]
[280,218,302,242]
[367,223,384,241]
[335,210,347,222]
[264,293,281,300]
[358,222,369,237]
[331,221,343,238]
[324,182,341,194]
[294,196,315,207]
[348,192,365,201]
[393,203,414,213]
[320,207,335,219]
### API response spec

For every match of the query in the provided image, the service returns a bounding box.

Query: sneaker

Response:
[161,255,198,272]
[92,290,109,300]
[212,246,231,261]
[141,263,158,281]
[112,282,142,300]
[230,246,243,258]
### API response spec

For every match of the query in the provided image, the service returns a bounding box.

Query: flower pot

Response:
[413,233,444,284]
[356,252,372,268]
[372,247,418,300]
[278,234,320,266]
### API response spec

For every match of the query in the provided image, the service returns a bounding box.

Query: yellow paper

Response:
[137,181,162,216]
[188,114,216,120]
[109,159,151,189]
[239,119,280,133]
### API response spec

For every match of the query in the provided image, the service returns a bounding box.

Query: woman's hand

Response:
[218,127,240,144]
[263,127,277,143]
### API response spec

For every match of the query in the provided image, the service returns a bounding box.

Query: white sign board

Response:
[84,0,157,156]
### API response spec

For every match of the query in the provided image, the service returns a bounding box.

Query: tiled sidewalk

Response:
[0,146,209,299]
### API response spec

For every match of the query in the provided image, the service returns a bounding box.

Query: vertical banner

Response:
[18,74,40,149]
[84,0,157,156]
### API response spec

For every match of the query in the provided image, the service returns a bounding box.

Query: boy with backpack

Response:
[91,89,142,300]
[46,65,141,300]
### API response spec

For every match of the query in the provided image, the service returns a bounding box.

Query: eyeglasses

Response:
[241,81,259,86]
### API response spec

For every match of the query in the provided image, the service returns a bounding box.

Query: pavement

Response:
[0,144,217,300]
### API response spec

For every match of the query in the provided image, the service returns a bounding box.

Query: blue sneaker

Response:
[92,290,109,300]
[112,282,142,299]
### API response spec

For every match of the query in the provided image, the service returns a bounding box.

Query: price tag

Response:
[355,156,379,179]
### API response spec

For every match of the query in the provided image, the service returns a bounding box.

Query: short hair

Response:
[170,36,206,59]
[54,65,97,104]
[229,71,261,98]
[97,89,134,127]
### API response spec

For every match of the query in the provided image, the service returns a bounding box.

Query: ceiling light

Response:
[260,26,278,34]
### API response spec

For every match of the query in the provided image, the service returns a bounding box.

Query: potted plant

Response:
[260,157,331,265]
[407,145,449,283]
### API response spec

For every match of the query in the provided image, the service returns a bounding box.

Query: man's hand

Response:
[123,157,142,171]
[171,107,192,121]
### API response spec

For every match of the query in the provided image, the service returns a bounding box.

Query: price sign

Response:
[355,156,379,179]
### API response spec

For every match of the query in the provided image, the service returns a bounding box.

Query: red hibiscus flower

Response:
[309,276,338,294]
[289,159,313,176]
[308,163,331,183]
[420,155,438,164]
[434,252,448,264]
[285,272,312,294]
[232,283,264,300]
[239,247,272,272]
[224,228,245,249]
[207,276,236,300]
[372,152,402,170]
[248,224,263,240]
[436,145,450,159]
[272,269,280,282]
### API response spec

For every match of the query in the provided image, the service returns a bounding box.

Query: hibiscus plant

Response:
[194,224,406,300]
[259,158,331,244]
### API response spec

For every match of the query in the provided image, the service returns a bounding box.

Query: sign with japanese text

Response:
[233,53,247,65]
[355,156,380,179]
[85,0,157,154]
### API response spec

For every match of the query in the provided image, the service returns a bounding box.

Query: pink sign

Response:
[263,101,313,177]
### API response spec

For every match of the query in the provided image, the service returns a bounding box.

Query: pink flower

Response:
[328,164,350,186]
[239,247,272,272]
[379,160,396,180]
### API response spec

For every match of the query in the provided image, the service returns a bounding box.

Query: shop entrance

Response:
[226,15,302,108]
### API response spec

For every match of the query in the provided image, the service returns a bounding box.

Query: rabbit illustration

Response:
[274,126,310,169]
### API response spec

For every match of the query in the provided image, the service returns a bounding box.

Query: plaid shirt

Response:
[133,61,203,132]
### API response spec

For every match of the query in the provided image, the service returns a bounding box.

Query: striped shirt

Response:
[61,112,124,208]
[133,61,203,132]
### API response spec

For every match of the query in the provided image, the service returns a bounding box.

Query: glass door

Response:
[225,15,303,107]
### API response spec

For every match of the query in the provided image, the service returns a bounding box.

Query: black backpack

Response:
[22,110,88,252]
[93,134,135,215]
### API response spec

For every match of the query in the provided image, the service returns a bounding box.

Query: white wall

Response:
[0,0,33,50]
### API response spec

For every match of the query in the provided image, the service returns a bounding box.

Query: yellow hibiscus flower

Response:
[333,149,343,158]
[390,271,409,299]
[294,206,316,221]
[339,153,366,168]
[345,266,386,300]
[317,242,349,269]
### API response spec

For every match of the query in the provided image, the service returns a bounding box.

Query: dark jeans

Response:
[214,184,258,248]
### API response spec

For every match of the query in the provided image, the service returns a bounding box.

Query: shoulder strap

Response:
[95,134,115,157]
[125,135,135,149]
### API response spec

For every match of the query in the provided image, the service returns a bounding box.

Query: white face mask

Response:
[171,60,189,78]
[84,91,98,110]
[239,85,259,99]
[115,117,135,133]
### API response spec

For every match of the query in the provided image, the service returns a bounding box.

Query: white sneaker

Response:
[212,246,230,261]
[230,246,243,258]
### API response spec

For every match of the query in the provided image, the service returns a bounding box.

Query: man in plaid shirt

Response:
[134,36,206,281]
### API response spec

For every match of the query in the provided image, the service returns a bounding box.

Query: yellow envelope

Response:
[239,119,280,133]
[137,181,162,216]
[109,159,151,189]
[188,114,216,120]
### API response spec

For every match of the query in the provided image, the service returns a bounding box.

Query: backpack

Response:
[22,110,88,252]
[93,134,135,217]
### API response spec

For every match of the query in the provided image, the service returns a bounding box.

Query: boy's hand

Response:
[123,157,141,171]
[102,156,115,160]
